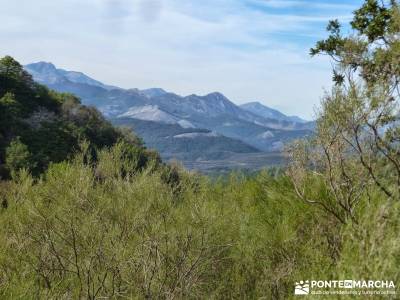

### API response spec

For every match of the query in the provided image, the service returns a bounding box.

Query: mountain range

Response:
[24,62,314,172]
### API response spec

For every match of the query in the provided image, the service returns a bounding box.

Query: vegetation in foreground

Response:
[0,0,399,299]
[0,145,398,299]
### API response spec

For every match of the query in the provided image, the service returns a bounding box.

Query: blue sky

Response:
[0,0,364,119]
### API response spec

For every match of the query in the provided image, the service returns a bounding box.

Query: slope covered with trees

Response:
[0,1,399,299]
[0,56,159,178]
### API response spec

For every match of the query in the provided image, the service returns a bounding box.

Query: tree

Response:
[0,92,21,126]
[0,93,22,164]
[0,55,33,92]
[5,137,34,176]
[288,0,400,223]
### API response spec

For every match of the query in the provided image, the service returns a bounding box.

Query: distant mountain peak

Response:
[24,62,117,90]
[31,61,53,65]
[243,101,263,107]
[206,92,225,98]
[28,61,57,71]
[186,92,228,101]
[240,102,307,124]
[25,61,314,156]
[140,88,167,98]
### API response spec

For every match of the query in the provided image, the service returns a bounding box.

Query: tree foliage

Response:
[5,137,34,177]
[289,0,400,224]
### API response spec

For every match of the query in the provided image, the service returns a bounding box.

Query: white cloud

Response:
[0,0,352,119]
[247,0,357,10]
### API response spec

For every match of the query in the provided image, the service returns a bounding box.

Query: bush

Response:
[0,145,338,299]
[5,137,34,177]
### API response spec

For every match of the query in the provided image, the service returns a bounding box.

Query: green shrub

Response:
[5,137,34,177]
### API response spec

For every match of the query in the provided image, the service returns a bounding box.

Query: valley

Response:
[24,62,313,171]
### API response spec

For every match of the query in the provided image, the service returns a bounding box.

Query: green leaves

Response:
[310,20,345,58]
[291,0,400,229]
[0,56,34,95]
[312,1,400,88]
[351,0,393,42]
[0,56,24,81]
[0,92,21,121]
[5,137,35,177]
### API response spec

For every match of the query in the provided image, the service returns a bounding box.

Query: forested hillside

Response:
[0,56,160,179]
[0,1,399,299]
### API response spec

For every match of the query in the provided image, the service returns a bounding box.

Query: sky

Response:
[0,0,363,119]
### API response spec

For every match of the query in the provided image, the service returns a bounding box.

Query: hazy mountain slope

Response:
[112,118,260,161]
[118,105,180,124]
[25,62,118,90]
[24,62,309,126]
[240,102,305,123]
[140,88,168,98]
[240,101,315,130]
[24,61,314,160]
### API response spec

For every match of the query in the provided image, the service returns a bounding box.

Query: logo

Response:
[295,281,310,295]
[294,279,396,296]
[343,280,353,288]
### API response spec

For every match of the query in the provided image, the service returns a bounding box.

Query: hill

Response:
[0,56,157,178]
[113,118,260,161]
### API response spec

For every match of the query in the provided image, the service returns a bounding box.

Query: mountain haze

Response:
[25,62,118,90]
[240,102,308,124]
[25,62,313,170]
